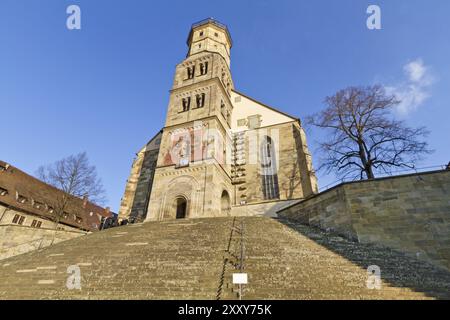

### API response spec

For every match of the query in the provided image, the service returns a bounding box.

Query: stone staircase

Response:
[241,217,450,299]
[0,217,450,299]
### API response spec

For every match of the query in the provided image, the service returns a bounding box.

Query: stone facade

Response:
[119,19,317,222]
[118,132,162,222]
[278,170,450,270]
[0,161,113,232]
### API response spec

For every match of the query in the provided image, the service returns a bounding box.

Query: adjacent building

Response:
[0,160,113,259]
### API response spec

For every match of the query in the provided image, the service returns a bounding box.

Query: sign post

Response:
[232,273,248,300]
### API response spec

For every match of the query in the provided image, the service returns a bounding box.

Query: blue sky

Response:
[1,0,449,210]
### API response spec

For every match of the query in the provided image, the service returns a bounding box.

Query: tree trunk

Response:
[357,140,375,179]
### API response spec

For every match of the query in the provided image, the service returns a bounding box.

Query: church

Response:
[118,18,318,223]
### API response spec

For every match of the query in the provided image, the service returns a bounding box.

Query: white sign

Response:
[232,273,248,285]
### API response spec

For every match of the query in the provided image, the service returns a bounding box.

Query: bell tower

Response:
[145,19,235,221]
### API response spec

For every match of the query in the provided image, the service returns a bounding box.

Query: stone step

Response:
[0,216,449,299]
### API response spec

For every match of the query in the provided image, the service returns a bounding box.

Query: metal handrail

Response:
[191,18,228,31]
[217,217,246,300]
[239,220,245,273]
[217,217,237,300]
[2,237,46,250]
[189,18,233,46]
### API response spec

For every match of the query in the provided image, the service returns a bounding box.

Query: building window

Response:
[199,31,204,36]
[31,220,42,228]
[33,201,44,210]
[260,136,280,200]
[0,187,7,196]
[221,71,226,84]
[247,115,262,129]
[220,100,226,118]
[187,66,195,79]
[214,32,219,37]
[196,93,205,108]
[12,214,20,224]
[226,111,231,126]
[182,97,191,112]
[199,62,208,75]
[237,119,246,127]
[16,194,28,204]
[12,214,25,225]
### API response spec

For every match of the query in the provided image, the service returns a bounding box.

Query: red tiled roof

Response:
[0,160,114,231]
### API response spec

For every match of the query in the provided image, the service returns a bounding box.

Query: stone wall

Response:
[278,170,450,270]
[129,149,159,222]
[0,224,86,260]
[231,199,300,217]
[118,132,162,222]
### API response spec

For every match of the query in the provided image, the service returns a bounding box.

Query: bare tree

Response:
[36,152,106,233]
[307,85,432,180]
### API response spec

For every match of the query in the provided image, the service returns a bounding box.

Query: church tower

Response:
[119,18,319,223]
[145,19,235,221]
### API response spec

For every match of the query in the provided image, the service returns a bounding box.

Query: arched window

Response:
[182,97,191,112]
[187,66,195,79]
[260,136,280,200]
[196,93,205,108]
[200,62,208,75]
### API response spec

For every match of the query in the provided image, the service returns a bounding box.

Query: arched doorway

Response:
[175,197,187,219]
[221,190,231,216]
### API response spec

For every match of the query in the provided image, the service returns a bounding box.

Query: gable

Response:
[231,90,298,131]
